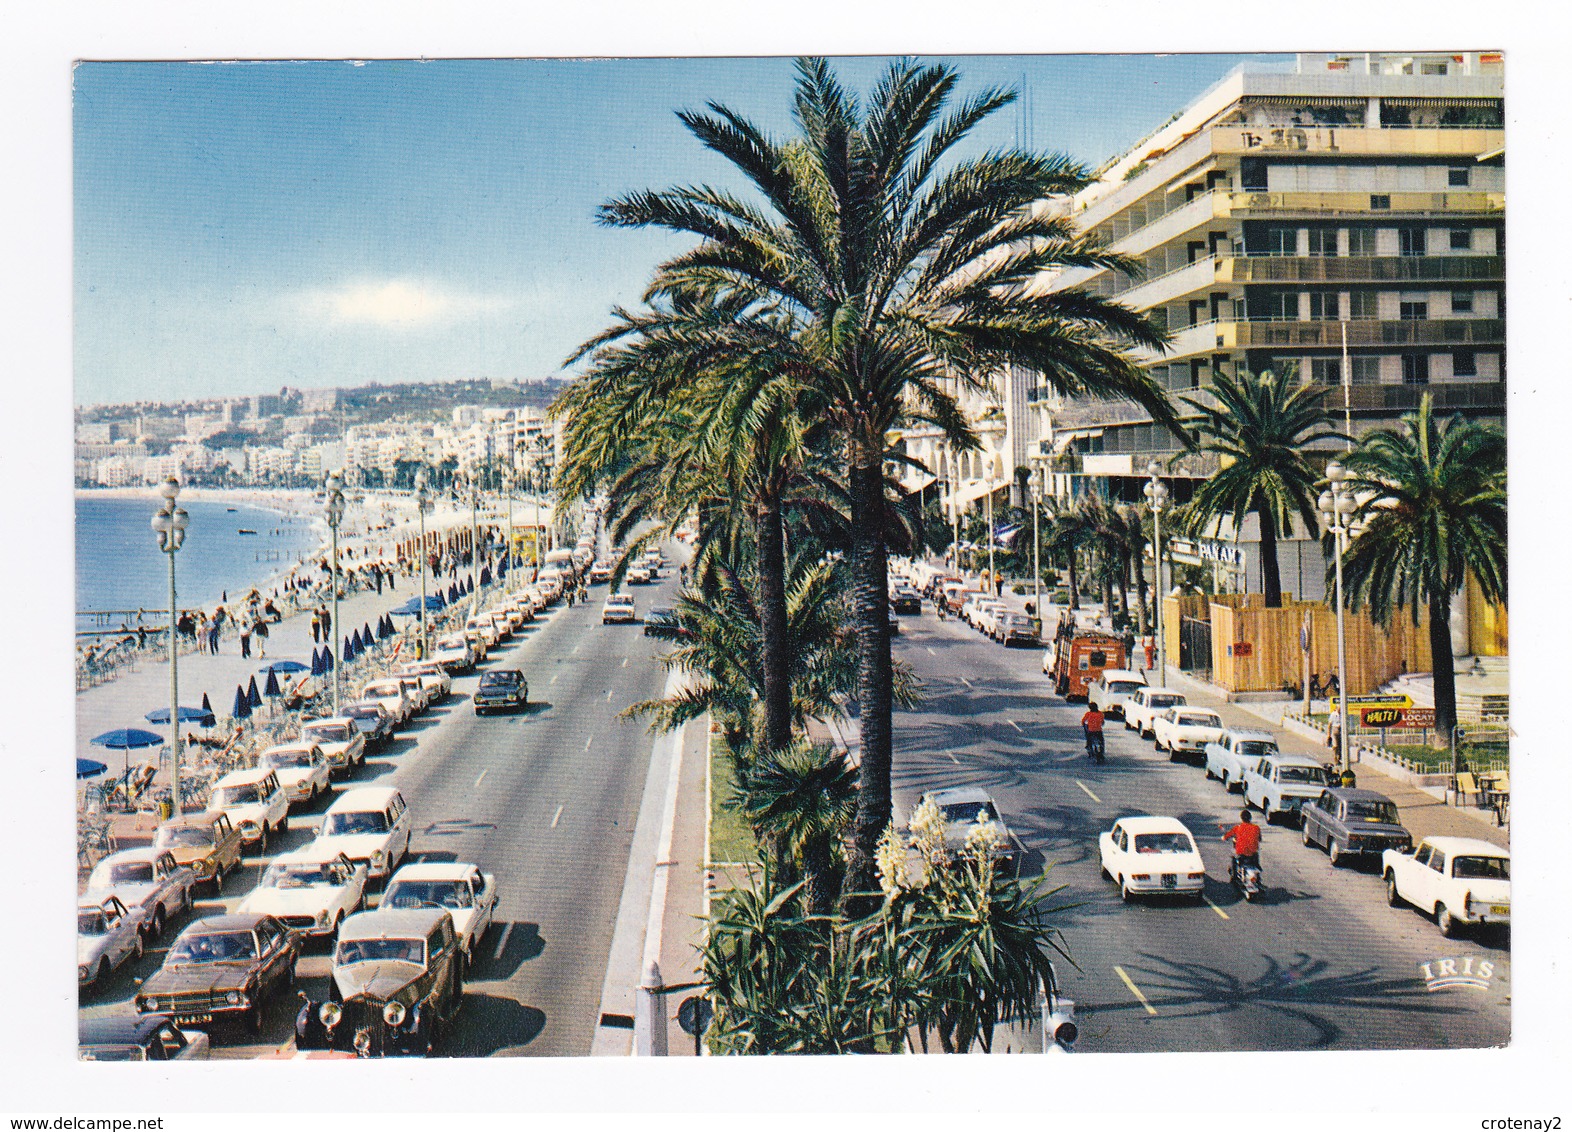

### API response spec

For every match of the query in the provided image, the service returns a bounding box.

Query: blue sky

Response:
[73,54,1291,406]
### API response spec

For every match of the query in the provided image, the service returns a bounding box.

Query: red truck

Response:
[1044,625,1128,701]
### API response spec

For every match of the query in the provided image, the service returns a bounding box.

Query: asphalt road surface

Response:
[79,548,685,1059]
[890,606,1511,1053]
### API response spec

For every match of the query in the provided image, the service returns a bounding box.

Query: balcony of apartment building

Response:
[1134,314,1502,363]
[1221,253,1502,284]
[1226,189,1502,219]
[1305,380,1504,415]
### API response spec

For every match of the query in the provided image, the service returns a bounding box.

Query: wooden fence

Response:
[1211,599,1431,694]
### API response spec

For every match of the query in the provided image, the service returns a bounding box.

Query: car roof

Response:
[339,907,449,940]
[213,766,275,787]
[389,862,481,881]
[1171,707,1223,719]
[1323,787,1394,803]
[924,786,995,806]
[1099,670,1146,682]
[263,740,318,754]
[271,842,354,865]
[1138,687,1185,697]
[1259,753,1326,767]
[303,716,356,728]
[95,847,164,865]
[1225,728,1278,740]
[325,786,401,812]
[80,1015,178,1044]
[1114,816,1193,834]
[1419,836,1509,857]
[178,912,271,933]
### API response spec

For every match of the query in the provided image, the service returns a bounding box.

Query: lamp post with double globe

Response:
[1144,460,1170,687]
[414,470,434,658]
[1318,460,1359,772]
[150,477,190,814]
[324,471,347,716]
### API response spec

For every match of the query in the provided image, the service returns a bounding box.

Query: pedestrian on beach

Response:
[254,617,269,658]
[239,622,252,659]
[321,606,332,638]
[208,620,221,655]
[310,610,321,643]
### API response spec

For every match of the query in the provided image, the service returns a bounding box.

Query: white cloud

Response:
[292,279,516,329]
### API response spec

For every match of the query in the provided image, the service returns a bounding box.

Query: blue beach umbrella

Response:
[480,566,491,586]
[322,647,334,673]
[351,629,365,653]
[246,675,263,709]
[77,758,108,780]
[448,584,459,603]
[362,621,374,644]
[259,659,310,675]
[90,728,165,751]
[232,685,252,721]
[310,648,324,677]
[145,706,216,728]
[263,669,282,699]
[343,635,355,663]
[200,692,214,717]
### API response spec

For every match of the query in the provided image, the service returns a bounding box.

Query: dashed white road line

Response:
[926,646,936,656]
[551,804,564,828]
[473,769,488,788]
[621,657,628,667]
[584,735,593,751]
[605,688,614,701]
[1075,780,1102,803]
[947,751,960,765]
[961,677,974,689]
[492,921,514,961]
[1114,965,1157,1015]
[572,641,583,655]
[1007,719,1023,733]
[550,673,560,685]
[1205,898,1231,920]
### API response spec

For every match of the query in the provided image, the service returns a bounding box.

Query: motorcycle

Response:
[1083,727,1106,765]
[1229,855,1263,902]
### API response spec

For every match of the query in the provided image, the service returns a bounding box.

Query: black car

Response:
[473,669,528,715]
[344,702,395,751]
[134,913,301,1036]
[891,588,922,614]
[643,607,681,637]
[1300,788,1413,866]
[79,1015,210,1061]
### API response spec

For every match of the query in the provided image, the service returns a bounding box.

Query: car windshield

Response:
[154,826,212,849]
[95,861,154,886]
[1108,681,1144,694]
[214,784,262,807]
[168,931,257,963]
[1177,714,1220,728]
[261,863,336,888]
[78,1045,147,1061]
[363,685,399,699]
[1280,766,1328,784]
[384,879,473,909]
[1134,832,1194,854]
[335,938,424,966]
[1346,800,1400,823]
[264,749,315,769]
[939,801,993,824]
[306,724,353,743]
[347,707,381,721]
[1150,695,1184,708]
[480,673,521,687]
[1453,855,1509,880]
[1237,741,1278,757]
[322,811,388,836]
[78,910,108,935]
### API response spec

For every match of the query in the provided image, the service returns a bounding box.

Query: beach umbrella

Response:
[378,616,392,639]
[231,685,251,721]
[246,675,263,709]
[448,584,459,603]
[77,758,108,780]
[90,728,165,751]
[351,628,365,653]
[200,692,214,718]
[263,668,282,699]
[362,622,374,649]
[259,659,310,675]
[343,635,355,663]
[322,646,334,673]
[145,705,216,728]
[310,648,324,677]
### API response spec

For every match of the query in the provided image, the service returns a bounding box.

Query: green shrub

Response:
[1011,584,1026,595]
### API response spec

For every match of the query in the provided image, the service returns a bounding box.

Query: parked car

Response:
[344,702,396,751]
[83,848,196,941]
[206,767,289,849]
[294,908,465,1057]
[382,862,498,967]
[1123,687,1187,737]
[397,662,451,703]
[958,594,989,627]
[484,610,514,643]
[976,601,1010,638]
[626,564,654,585]
[464,616,501,650]
[78,894,146,985]
[1300,788,1413,866]
[1203,728,1281,787]
[473,669,528,715]
[1382,836,1510,937]
[1151,707,1228,764]
[239,846,369,940]
[1241,754,1333,823]
[309,786,413,882]
[589,562,613,584]
[358,680,416,729]
[996,612,1041,647]
[1097,816,1207,903]
[390,673,433,714]
[909,787,1023,868]
[259,742,333,805]
[430,634,476,675]
[301,717,368,775]
[78,1015,210,1061]
[135,913,302,1035]
[602,594,637,624]
[152,811,243,893]
[1087,669,1149,718]
[891,588,922,614]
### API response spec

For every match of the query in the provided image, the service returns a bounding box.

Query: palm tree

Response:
[1337,394,1506,736]
[1182,369,1346,607]
[583,58,1176,904]
[1045,503,1092,611]
[739,740,858,915]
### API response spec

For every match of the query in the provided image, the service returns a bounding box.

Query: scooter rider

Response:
[1081,704,1106,762]
[1220,809,1262,883]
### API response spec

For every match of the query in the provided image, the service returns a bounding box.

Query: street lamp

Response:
[414,469,434,658]
[323,471,347,716]
[985,452,1004,596]
[1318,460,1359,772]
[150,477,189,814]
[1143,460,1170,687]
[466,472,481,601]
[1029,457,1044,620]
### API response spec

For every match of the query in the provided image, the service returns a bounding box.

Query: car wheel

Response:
[1385,873,1403,907]
[131,932,144,961]
[1301,822,1314,848]
[244,1001,265,1036]
[1168,749,1181,763]
[1119,879,1134,904]
[257,826,268,854]
[1437,904,1461,938]
[1100,862,1111,882]
[149,907,166,939]
[94,959,108,985]
[211,867,224,895]
[1217,771,1227,790]
[1328,841,1342,867]
[1141,727,1152,740]
[1204,764,1215,780]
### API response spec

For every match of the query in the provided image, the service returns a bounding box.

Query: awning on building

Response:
[897,471,938,496]
[942,478,1008,511]
[1050,427,1104,454]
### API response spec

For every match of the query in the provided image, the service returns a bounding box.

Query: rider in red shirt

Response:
[1221,809,1262,874]
[1080,706,1104,734]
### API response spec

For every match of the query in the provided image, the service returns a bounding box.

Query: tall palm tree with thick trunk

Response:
[1182,370,1346,608]
[1337,394,1505,737]
[581,58,1175,907]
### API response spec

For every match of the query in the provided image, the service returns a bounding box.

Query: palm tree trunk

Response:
[1067,551,1081,610]
[1256,500,1284,608]
[844,460,895,916]
[756,502,792,754]
[1134,547,1150,635]
[1428,594,1459,737]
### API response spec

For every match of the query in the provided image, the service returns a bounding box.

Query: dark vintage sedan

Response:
[344,701,396,751]
[295,908,464,1057]
[1299,787,1413,867]
[891,588,923,615]
[79,1014,211,1061]
[134,913,301,1035]
[472,669,528,716]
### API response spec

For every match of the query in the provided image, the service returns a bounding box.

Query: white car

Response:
[1241,753,1332,823]
[1124,687,1188,737]
[975,601,1009,638]
[309,786,413,881]
[259,742,333,804]
[1382,836,1510,938]
[239,846,369,939]
[485,610,514,642]
[207,767,289,849]
[1152,707,1228,764]
[83,849,196,941]
[1204,729,1282,790]
[358,680,416,728]
[958,594,989,627]
[431,634,477,674]
[78,894,146,985]
[300,717,369,774]
[463,618,498,654]
[391,673,433,713]
[382,862,498,966]
[626,564,653,585]
[397,662,451,704]
[1088,669,1149,718]
[589,563,613,584]
[1098,816,1207,903]
[602,594,637,624]
[908,787,1021,864]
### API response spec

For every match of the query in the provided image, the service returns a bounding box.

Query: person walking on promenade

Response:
[375,568,384,595]
[1143,633,1156,672]
[321,605,332,639]
[310,609,321,644]
[254,617,269,659]
[208,618,221,655]
[239,621,252,659]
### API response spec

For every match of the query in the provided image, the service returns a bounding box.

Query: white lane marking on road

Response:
[1075,780,1102,803]
[550,673,559,685]
[621,657,628,668]
[1205,898,1230,920]
[961,677,974,689]
[606,688,614,701]
[473,769,488,788]
[1114,965,1157,1015]
[947,751,960,765]
[573,640,583,654]
[1057,754,1083,763]
[492,921,514,961]
[926,646,936,656]
[551,804,564,828]
[584,736,593,751]
[1007,719,1023,733]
